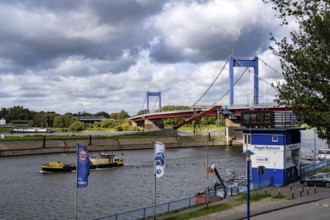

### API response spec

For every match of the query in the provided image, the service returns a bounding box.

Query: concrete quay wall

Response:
[0,135,229,157]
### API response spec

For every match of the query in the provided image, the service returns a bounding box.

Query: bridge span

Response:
[131,103,292,122]
[130,103,293,132]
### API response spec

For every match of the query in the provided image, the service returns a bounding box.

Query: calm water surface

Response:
[0,130,326,220]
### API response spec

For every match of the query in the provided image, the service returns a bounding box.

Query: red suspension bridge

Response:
[131,55,290,130]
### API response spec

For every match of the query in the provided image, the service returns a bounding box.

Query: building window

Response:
[244,134,251,144]
[272,135,278,142]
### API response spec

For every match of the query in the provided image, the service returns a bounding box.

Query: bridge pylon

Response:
[229,56,259,105]
[146,91,162,113]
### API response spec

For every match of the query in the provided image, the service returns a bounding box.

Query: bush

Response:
[68,121,85,132]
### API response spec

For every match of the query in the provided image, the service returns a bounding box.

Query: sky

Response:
[0,0,291,116]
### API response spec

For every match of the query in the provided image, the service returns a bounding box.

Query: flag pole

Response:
[75,144,78,220]
[154,172,157,220]
[75,185,78,220]
[154,141,157,220]
[154,141,165,220]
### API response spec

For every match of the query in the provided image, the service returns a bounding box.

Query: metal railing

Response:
[93,197,197,220]
[251,178,273,190]
[92,180,274,220]
[300,159,330,176]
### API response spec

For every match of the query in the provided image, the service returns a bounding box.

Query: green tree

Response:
[115,119,138,131]
[68,121,85,132]
[5,106,31,122]
[0,108,8,119]
[110,110,129,120]
[136,109,148,115]
[95,111,110,118]
[53,115,77,128]
[100,119,117,128]
[264,0,330,141]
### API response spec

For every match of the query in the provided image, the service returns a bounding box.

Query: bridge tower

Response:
[229,56,259,105]
[147,91,162,113]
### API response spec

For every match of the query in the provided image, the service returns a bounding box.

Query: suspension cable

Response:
[258,57,281,76]
[212,67,249,106]
[140,94,147,113]
[192,58,229,106]
[231,55,279,91]
[151,96,159,112]
[191,55,280,108]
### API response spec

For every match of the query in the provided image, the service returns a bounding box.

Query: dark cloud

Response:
[0,0,282,114]
[0,0,165,75]
[150,22,272,63]
[86,0,163,24]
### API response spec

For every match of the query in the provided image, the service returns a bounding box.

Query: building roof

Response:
[235,127,306,132]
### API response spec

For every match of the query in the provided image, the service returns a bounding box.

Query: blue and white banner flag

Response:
[154,141,165,178]
[77,144,90,188]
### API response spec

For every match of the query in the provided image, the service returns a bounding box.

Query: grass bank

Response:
[161,193,271,220]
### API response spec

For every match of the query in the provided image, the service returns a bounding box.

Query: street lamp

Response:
[242,149,254,220]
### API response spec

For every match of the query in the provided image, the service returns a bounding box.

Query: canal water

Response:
[0,130,326,219]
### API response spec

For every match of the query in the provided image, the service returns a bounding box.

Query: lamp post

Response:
[242,150,254,220]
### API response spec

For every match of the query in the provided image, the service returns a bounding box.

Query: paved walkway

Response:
[158,181,330,220]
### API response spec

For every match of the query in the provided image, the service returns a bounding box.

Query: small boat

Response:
[89,152,124,169]
[40,153,124,173]
[194,165,247,204]
[194,165,228,204]
[41,161,76,173]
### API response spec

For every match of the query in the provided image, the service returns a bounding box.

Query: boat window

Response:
[244,134,251,144]
[272,135,278,142]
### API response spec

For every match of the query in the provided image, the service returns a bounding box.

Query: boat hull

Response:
[90,162,124,169]
[41,162,124,173]
[194,190,226,204]
[41,166,75,173]
[194,194,220,204]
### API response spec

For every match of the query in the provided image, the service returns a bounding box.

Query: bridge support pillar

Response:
[194,127,202,136]
[225,118,242,145]
[215,127,223,137]
[144,119,164,131]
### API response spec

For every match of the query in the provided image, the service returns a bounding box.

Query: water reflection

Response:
[0,129,326,219]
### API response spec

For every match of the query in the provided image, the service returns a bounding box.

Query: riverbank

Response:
[157,179,330,220]
[0,131,235,157]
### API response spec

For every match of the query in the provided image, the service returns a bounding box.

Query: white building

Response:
[0,118,6,125]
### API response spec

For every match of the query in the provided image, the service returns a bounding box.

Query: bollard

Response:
[307,187,309,195]
[314,185,316,194]
[230,188,233,196]
[290,183,292,192]
[300,188,302,197]
[301,184,304,192]
[278,188,281,195]
[291,190,294,199]
[264,188,267,195]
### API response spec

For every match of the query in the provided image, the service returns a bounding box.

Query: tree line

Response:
[0,105,224,131]
[0,106,133,132]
